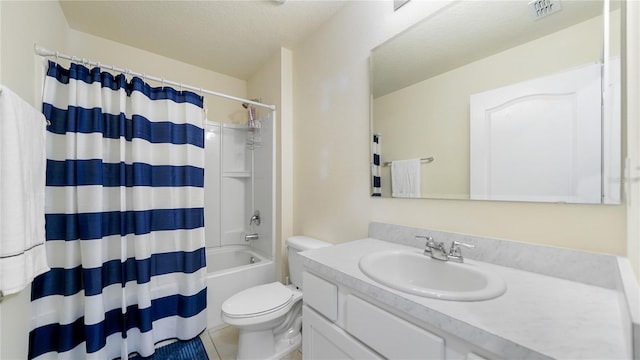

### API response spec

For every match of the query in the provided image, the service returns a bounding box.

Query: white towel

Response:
[391,158,421,198]
[0,85,49,296]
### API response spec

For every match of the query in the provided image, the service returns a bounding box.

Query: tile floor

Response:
[199,326,302,360]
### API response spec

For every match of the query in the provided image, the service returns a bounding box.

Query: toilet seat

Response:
[221,282,298,319]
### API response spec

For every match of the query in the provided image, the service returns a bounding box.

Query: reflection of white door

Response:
[470,63,602,203]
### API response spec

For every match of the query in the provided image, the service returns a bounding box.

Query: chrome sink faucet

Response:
[416,235,449,261]
[416,236,475,263]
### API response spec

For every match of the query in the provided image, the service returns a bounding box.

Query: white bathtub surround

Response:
[205,246,274,330]
[203,114,275,255]
[203,111,277,331]
[300,224,638,359]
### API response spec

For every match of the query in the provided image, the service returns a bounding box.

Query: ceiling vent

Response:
[528,0,562,20]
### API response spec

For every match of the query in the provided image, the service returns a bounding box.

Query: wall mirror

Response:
[370,0,622,204]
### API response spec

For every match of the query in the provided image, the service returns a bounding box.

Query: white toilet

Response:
[221,236,332,360]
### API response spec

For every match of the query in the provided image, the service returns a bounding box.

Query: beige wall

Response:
[279,49,294,283]
[1,3,3,357]
[1,4,2,357]
[292,1,628,257]
[247,47,294,282]
[0,2,249,358]
[0,2,69,358]
[374,13,612,199]
[0,1,69,106]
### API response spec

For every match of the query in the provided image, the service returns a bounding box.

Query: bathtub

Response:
[205,245,274,330]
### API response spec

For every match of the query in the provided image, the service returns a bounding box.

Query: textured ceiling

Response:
[59,0,347,80]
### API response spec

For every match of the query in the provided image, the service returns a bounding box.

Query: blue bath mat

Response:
[130,336,209,360]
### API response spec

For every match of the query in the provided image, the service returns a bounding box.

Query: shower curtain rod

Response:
[33,44,276,111]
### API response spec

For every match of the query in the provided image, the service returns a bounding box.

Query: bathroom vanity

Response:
[300,223,638,359]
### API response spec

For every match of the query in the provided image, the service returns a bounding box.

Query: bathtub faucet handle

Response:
[249,210,261,226]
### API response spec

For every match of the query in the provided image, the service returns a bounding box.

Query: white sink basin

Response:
[358,249,506,301]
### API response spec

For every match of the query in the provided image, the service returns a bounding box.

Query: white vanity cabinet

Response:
[300,237,632,359]
[302,271,495,360]
[303,305,383,359]
[302,272,380,359]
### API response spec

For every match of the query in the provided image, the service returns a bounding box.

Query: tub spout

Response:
[244,233,259,241]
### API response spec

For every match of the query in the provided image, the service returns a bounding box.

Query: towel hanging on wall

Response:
[391,158,421,198]
[0,85,49,297]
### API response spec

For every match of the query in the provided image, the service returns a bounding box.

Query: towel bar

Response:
[382,156,434,167]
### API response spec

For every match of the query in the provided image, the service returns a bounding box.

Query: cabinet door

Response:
[345,295,445,359]
[303,272,338,321]
[303,305,382,360]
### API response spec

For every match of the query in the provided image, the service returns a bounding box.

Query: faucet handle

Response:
[416,235,434,255]
[249,211,261,226]
[449,241,474,256]
[415,235,434,246]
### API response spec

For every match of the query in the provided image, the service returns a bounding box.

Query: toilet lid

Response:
[222,282,293,317]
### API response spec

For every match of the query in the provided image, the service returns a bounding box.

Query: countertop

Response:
[300,238,629,360]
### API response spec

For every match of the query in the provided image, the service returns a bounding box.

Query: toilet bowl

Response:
[220,236,332,360]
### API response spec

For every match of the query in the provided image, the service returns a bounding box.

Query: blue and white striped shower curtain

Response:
[29,61,207,360]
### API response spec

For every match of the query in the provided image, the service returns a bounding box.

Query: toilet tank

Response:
[286,236,331,289]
